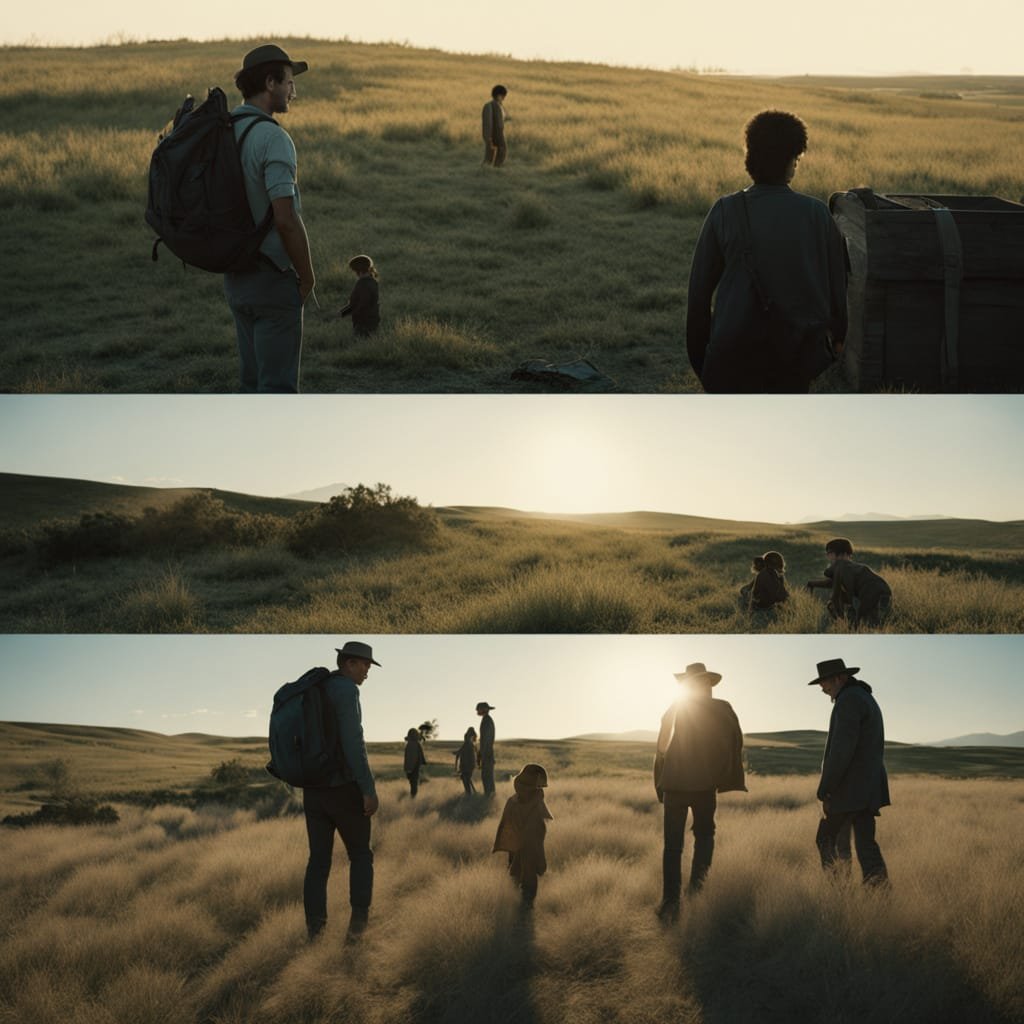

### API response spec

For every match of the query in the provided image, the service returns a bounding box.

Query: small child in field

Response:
[492,763,552,907]
[454,727,478,794]
[749,550,789,611]
[738,555,766,606]
[404,728,427,798]
[339,254,380,338]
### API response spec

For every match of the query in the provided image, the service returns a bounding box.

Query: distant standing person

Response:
[404,727,426,797]
[477,701,496,796]
[492,763,552,907]
[482,85,508,167]
[654,663,746,922]
[686,109,848,393]
[339,254,380,338]
[809,658,890,886]
[226,44,316,392]
[454,726,478,794]
[815,538,892,628]
[302,641,380,940]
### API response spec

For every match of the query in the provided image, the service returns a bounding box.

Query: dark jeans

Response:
[816,809,888,884]
[224,268,303,392]
[460,772,476,794]
[303,783,373,935]
[406,769,420,797]
[662,789,717,905]
[481,761,495,796]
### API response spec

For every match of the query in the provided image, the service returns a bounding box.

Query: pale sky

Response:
[0,635,1020,745]
[3,0,1020,76]
[0,396,1021,523]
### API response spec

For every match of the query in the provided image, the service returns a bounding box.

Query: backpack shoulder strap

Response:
[231,111,279,148]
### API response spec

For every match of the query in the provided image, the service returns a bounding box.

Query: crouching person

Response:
[492,763,552,907]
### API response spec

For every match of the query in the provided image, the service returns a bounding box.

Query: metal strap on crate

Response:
[931,207,963,390]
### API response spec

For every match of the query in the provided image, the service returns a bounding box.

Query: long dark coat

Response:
[654,696,746,795]
[817,680,890,813]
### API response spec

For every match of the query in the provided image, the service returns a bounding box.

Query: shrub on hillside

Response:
[2,796,119,827]
[37,511,134,565]
[287,484,439,557]
[133,492,284,553]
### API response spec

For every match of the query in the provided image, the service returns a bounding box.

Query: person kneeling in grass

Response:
[492,763,552,907]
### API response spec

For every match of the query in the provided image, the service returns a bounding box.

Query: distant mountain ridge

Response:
[796,512,950,523]
[928,731,1024,748]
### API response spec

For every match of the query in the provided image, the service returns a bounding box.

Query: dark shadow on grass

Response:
[672,884,1014,1024]
[436,793,497,825]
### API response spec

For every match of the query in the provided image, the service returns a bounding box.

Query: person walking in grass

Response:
[339,254,380,338]
[404,727,427,798]
[225,43,316,392]
[654,663,746,922]
[686,109,848,393]
[807,538,892,628]
[302,641,380,941]
[477,701,496,796]
[809,658,890,886]
[482,85,509,167]
[747,550,790,611]
[492,763,552,907]
[454,726,478,794]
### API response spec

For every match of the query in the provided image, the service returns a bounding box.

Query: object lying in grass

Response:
[2,796,120,827]
[511,358,618,391]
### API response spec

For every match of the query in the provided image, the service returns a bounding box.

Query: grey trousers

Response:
[224,268,303,392]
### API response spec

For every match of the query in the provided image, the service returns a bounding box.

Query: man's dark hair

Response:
[491,84,508,99]
[235,61,289,100]
[825,538,854,557]
[744,110,808,184]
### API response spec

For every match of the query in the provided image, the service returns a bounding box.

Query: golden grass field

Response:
[1,725,1022,1024]
[2,475,1022,633]
[1,38,1022,392]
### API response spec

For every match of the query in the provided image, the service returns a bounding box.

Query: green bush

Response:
[2,796,120,827]
[287,484,439,557]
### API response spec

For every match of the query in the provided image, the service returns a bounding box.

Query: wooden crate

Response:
[829,189,1024,391]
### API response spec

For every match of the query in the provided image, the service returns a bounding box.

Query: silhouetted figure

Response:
[738,555,766,606]
[302,641,380,941]
[686,110,848,393]
[809,658,890,885]
[816,538,892,628]
[454,727,478,794]
[339,253,380,338]
[477,701,496,796]
[493,763,552,906]
[404,727,426,797]
[748,550,789,610]
[654,663,746,921]
[482,85,508,167]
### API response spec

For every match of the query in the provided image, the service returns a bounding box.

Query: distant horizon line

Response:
[0,34,1020,80]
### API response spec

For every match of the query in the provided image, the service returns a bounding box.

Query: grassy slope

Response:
[1,39,1022,393]
[2,473,1022,633]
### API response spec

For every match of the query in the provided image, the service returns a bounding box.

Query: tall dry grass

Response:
[0,774,1021,1023]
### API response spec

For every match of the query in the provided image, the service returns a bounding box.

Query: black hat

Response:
[336,641,380,666]
[476,701,495,712]
[405,728,421,741]
[673,662,722,686]
[807,658,859,686]
[238,44,309,76]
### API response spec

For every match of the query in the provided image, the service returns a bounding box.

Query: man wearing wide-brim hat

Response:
[302,641,380,941]
[810,658,890,885]
[225,43,316,393]
[476,701,497,796]
[654,663,746,921]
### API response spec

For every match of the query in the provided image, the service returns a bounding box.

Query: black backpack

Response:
[267,667,345,787]
[145,86,276,273]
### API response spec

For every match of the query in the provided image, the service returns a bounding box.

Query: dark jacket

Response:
[342,275,379,334]
[482,99,505,146]
[454,739,477,775]
[830,559,891,610]
[817,680,890,813]
[686,185,848,392]
[478,714,495,766]
[493,785,551,880]
[654,696,746,795]
[750,567,789,610]
[404,738,426,774]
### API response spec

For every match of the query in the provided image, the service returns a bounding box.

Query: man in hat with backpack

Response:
[810,658,890,886]
[300,641,380,940]
[654,663,746,922]
[225,43,316,392]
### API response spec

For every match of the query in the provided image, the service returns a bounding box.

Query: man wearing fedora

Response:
[654,663,746,921]
[477,701,496,796]
[302,641,380,940]
[810,658,890,885]
[225,43,316,393]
